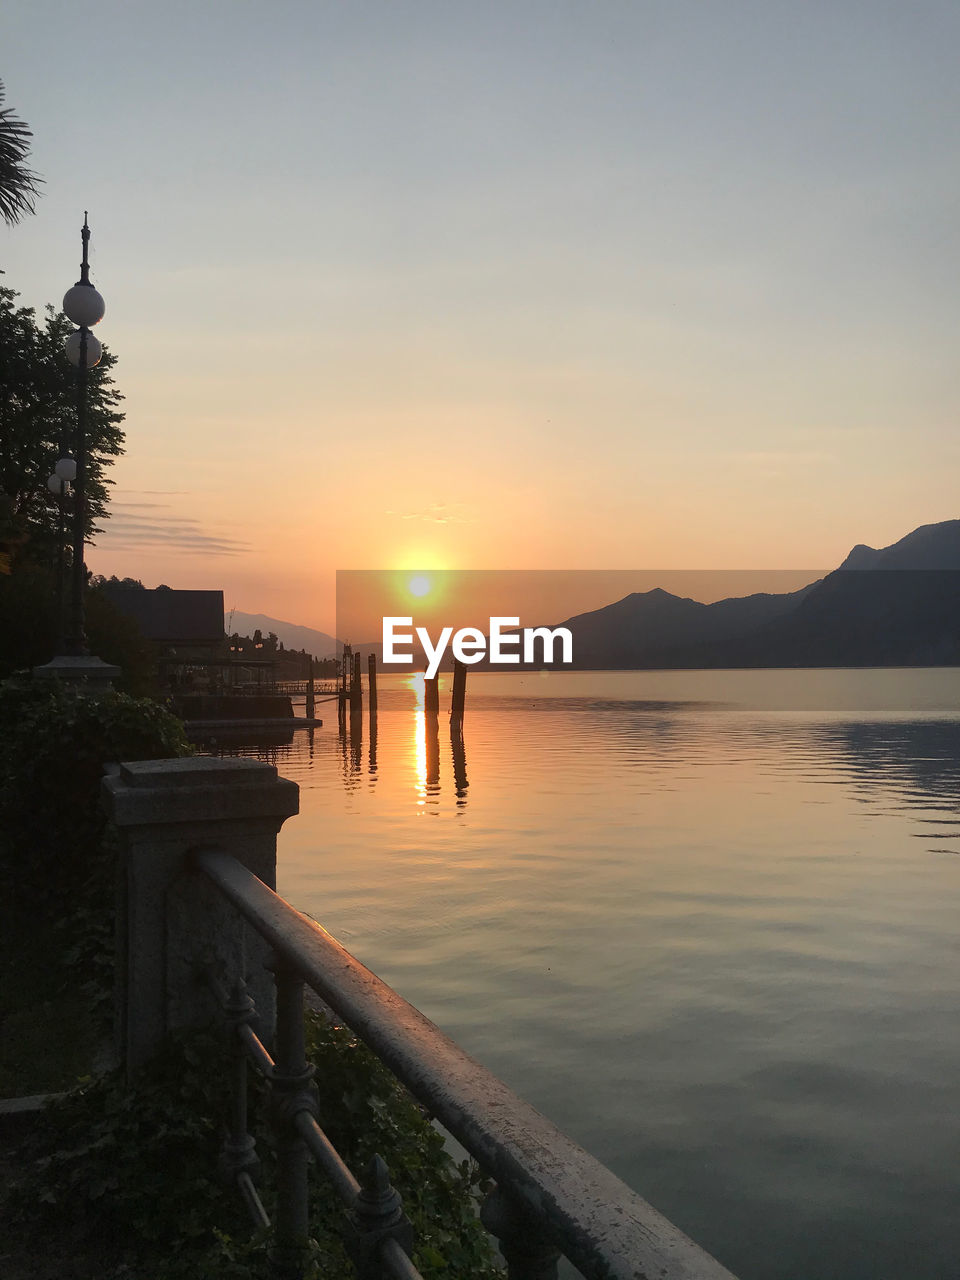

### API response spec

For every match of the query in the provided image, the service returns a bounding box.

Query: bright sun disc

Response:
[409,575,431,598]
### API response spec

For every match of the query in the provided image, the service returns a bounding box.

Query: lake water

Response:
[199,669,960,1280]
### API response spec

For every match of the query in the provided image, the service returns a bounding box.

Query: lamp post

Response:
[46,457,76,650]
[61,212,105,657]
[46,468,67,647]
[34,215,119,689]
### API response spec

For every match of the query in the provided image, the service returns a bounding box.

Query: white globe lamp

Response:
[62,283,105,328]
[64,330,102,368]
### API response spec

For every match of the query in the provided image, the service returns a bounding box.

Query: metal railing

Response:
[204,964,421,1279]
[273,680,340,696]
[195,848,738,1280]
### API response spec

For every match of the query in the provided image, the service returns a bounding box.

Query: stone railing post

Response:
[102,757,299,1076]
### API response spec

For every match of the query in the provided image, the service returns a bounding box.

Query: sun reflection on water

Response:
[408,673,427,803]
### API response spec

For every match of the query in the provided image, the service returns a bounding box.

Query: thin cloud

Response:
[738,450,834,466]
[95,502,249,555]
[385,502,475,525]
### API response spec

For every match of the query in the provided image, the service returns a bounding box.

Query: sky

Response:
[3,1,959,633]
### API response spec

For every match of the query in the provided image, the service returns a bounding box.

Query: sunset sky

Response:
[4,2,959,633]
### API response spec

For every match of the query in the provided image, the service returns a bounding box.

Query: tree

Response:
[0,563,155,693]
[0,81,42,225]
[89,574,146,591]
[0,286,125,571]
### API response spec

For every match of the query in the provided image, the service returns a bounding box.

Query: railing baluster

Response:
[209,968,424,1275]
[347,1153,415,1280]
[270,963,317,1279]
[481,1184,561,1280]
[219,980,261,1187]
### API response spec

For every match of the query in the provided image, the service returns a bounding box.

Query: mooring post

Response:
[451,657,466,727]
[368,652,377,717]
[338,645,349,730]
[305,657,315,721]
[424,670,440,718]
[351,651,362,716]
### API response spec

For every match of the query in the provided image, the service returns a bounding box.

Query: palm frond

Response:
[0,79,43,225]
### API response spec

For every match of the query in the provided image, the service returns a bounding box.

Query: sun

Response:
[408,575,431,598]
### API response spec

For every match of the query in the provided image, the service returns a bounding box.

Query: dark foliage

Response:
[3,1015,503,1279]
[0,285,124,572]
[0,679,191,909]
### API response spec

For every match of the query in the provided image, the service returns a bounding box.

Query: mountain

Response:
[838,520,960,570]
[226,611,337,659]
[731,564,960,667]
[556,584,814,669]
[551,520,960,669]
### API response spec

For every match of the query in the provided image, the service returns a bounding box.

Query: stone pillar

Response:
[102,757,299,1076]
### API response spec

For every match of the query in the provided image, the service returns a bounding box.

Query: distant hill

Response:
[227,611,337,659]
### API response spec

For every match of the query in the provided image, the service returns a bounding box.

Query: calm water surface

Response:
[200,669,960,1280]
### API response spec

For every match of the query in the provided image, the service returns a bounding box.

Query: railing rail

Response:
[196,848,738,1280]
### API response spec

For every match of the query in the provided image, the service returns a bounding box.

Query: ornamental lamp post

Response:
[34,214,120,689]
[46,457,75,651]
[62,212,104,657]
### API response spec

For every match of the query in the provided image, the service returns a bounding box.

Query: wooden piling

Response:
[338,645,350,730]
[424,671,440,718]
[368,652,378,716]
[350,651,362,716]
[451,658,467,728]
[306,657,316,720]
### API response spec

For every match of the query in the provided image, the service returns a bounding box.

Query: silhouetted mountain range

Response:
[551,521,960,669]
